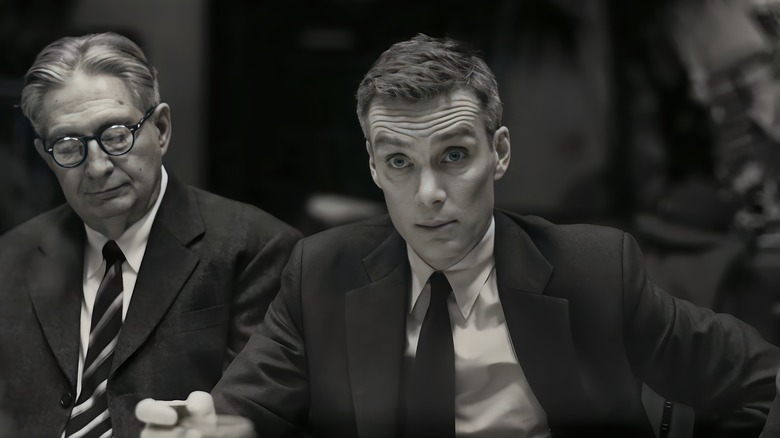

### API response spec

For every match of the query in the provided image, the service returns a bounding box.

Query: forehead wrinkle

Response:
[367,101,480,125]
[368,91,484,147]
[373,128,415,151]
[42,74,136,136]
[429,122,479,144]
[372,112,479,141]
[368,92,481,114]
[47,105,130,138]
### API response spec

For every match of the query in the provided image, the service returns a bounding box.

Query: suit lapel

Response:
[345,230,409,438]
[494,212,591,425]
[344,213,593,433]
[112,176,204,374]
[27,207,85,386]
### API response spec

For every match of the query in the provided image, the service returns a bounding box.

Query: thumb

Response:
[136,398,179,426]
[185,391,216,418]
[183,391,217,434]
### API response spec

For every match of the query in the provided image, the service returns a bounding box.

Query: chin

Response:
[420,249,464,270]
[88,203,135,219]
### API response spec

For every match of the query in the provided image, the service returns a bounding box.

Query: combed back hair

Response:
[21,32,160,134]
[356,33,502,140]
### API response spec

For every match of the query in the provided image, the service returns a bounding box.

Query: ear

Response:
[366,140,382,189]
[492,126,511,181]
[152,103,172,157]
[34,138,57,172]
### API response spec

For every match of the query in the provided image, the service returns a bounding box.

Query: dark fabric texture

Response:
[758,390,780,438]
[403,272,455,438]
[0,174,302,438]
[212,211,780,438]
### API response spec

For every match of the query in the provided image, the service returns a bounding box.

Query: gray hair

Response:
[21,32,160,133]
[356,33,502,139]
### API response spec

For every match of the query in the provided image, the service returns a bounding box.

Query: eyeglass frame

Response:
[39,106,158,168]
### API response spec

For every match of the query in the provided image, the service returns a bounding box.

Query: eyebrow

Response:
[430,125,478,143]
[373,133,412,150]
[373,124,478,149]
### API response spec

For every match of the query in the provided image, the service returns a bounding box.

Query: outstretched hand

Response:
[136,391,217,438]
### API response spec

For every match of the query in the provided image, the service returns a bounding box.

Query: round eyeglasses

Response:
[42,107,157,168]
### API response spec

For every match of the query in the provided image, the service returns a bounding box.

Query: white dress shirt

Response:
[76,166,168,398]
[406,216,550,438]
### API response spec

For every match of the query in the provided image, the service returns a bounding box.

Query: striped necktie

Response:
[65,241,125,438]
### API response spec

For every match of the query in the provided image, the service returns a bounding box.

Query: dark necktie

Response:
[65,241,125,438]
[404,271,456,438]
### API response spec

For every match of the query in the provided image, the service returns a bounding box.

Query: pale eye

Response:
[387,155,412,169]
[443,149,466,163]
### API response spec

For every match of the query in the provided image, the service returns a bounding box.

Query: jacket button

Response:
[60,392,74,408]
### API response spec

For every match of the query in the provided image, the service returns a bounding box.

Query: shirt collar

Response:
[407,216,496,319]
[84,166,169,279]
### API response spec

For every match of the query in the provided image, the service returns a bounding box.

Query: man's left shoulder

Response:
[187,186,301,241]
[498,210,626,252]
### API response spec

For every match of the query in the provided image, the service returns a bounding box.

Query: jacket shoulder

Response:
[498,210,628,269]
[188,186,302,242]
[502,210,625,247]
[298,214,395,258]
[0,204,72,249]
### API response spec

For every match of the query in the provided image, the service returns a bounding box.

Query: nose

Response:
[415,167,446,206]
[83,138,115,178]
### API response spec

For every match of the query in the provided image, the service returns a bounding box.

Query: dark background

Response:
[4,0,780,343]
[0,0,692,233]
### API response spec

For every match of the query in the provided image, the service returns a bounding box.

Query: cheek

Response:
[53,170,82,194]
[383,192,415,224]
[383,191,407,213]
[448,176,486,203]
[377,168,402,186]
[379,175,411,199]
[121,150,158,181]
[465,165,496,197]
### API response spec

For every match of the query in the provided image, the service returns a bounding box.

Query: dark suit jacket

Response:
[212,211,780,438]
[0,175,302,438]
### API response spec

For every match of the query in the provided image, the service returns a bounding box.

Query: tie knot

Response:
[102,241,125,265]
[429,271,451,302]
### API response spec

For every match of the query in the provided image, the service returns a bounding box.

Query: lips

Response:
[416,219,456,228]
[85,184,126,198]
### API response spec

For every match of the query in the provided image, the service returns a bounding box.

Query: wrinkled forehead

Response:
[38,73,138,137]
[366,90,484,145]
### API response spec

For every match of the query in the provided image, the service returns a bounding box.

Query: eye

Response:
[442,148,467,163]
[387,154,412,169]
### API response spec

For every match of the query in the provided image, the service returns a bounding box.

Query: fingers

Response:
[136,398,179,426]
[186,391,216,418]
[135,392,217,438]
[184,391,217,435]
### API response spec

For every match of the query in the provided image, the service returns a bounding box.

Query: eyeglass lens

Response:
[52,126,134,166]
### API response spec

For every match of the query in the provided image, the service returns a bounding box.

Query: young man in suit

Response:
[138,34,780,437]
[0,32,301,437]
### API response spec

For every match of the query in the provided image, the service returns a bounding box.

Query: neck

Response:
[84,217,132,240]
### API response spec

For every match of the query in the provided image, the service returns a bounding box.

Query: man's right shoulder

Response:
[0,203,73,251]
[298,214,396,257]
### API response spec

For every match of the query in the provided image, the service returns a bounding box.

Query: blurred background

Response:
[3,0,780,346]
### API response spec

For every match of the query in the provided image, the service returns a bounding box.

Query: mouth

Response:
[86,184,127,198]
[416,220,456,230]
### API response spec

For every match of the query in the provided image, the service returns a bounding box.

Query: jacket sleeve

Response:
[213,239,309,437]
[226,212,303,366]
[622,232,780,437]
[758,371,780,438]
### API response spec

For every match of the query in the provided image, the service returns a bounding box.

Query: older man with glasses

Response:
[0,32,301,438]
